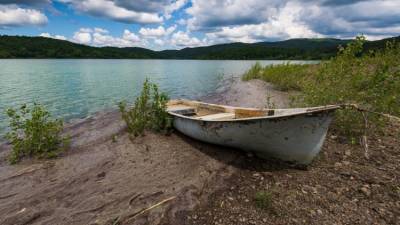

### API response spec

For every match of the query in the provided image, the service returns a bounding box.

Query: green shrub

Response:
[302,36,400,136]
[5,103,69,164]
[243,36,400,137]
[119,79,172,136]
[254,191,273,210]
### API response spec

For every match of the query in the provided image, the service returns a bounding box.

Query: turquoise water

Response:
[0,59,314,135]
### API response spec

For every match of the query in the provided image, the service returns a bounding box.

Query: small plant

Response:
[254,191,273,210]
[112,134,118,143]
[119,79,172,137]
[5,103,69,164]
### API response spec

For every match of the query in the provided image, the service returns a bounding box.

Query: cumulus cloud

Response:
[301,0,400,38]
[114,0,171,13]
[60,0,162,24]
[164,0,187,19]
[59,0,187,24]
[154,39,164,46]
[186,0,400,43]
[139,25,176,38]
[177,18,187,25]
[94,27,108,33]
[0,0,51,7]
[0,4,48,27]
[186,0,282,30]
[72,28,92,44]
[40,32,67,40]
[203,1,321,43]
[170,31,207,48]
[71,27,142,47]
[5,0,397,50]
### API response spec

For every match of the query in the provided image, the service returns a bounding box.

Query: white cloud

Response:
[204,1,322,43]
[122,29,140,42]
[39,32,67,40]
[164,0,187,19]
[94,27,108,33]
[186,0,281,30]
[177,18,187,25]
[0,4,48,27]
[185,0,400,43]
[60,0,163,24]
[170,31,207,48]
[72,29,92,45]
[71,27,142,47]
[154,39,164,45]
[139,25,176,38]
[78,27,93,33]
[1,0,51,6]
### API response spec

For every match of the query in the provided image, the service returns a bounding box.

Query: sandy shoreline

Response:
[0,78,281,225]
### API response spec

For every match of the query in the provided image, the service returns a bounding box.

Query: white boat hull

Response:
[168,100,337,165]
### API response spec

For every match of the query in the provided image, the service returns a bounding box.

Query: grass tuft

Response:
[254,191,273,210]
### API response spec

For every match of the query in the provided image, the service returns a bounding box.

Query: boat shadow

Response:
[174,131,299,173]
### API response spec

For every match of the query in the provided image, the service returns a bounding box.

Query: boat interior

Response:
[167,99,333,121]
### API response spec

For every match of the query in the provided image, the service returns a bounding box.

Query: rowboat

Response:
[167,99,340,165]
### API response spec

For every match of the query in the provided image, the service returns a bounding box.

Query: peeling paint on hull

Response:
[171,111,334,165]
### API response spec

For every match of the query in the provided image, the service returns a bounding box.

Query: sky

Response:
[0,0,399,50]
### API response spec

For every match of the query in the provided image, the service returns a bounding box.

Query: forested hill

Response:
[0,35,398,60]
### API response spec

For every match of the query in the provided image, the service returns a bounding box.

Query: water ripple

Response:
[0,59,316,136]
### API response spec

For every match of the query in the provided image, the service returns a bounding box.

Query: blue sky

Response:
[0,0,399,50]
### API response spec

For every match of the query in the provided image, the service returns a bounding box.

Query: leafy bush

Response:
[119,79,172,136]
[5,103,69,164]
[243,36,400,137]
[302,36,400,136]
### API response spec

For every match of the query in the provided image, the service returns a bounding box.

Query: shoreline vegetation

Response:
[0,35,399,60]
[243,36,400,138]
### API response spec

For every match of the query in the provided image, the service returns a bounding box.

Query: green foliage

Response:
[302,36,400,136]
[5,103,68,164]
[243,36,400,137]
[254,191,273,210]
[1,35,398,60]
[243,62,315,91]
[3,35,398,60]
[242,62,263,80]
[119,79,172,137]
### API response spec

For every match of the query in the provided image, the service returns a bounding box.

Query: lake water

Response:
[0,59,315,136]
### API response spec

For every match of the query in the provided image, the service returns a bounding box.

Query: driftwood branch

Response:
[340,104,400,122]
[360,111,369,159]
[339,103,400,159]
[126,196,176,222]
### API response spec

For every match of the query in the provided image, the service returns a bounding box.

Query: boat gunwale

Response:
[167,99,340,122]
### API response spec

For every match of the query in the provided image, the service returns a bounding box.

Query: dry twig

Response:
[126,196,176,222]
[339,103,400,159]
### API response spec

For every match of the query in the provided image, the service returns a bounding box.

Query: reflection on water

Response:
[0,59,316,135]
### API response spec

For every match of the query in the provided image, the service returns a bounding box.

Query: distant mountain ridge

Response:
[0,35,398,60]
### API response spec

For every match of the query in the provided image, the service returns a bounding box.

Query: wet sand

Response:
[0,78,280,225]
